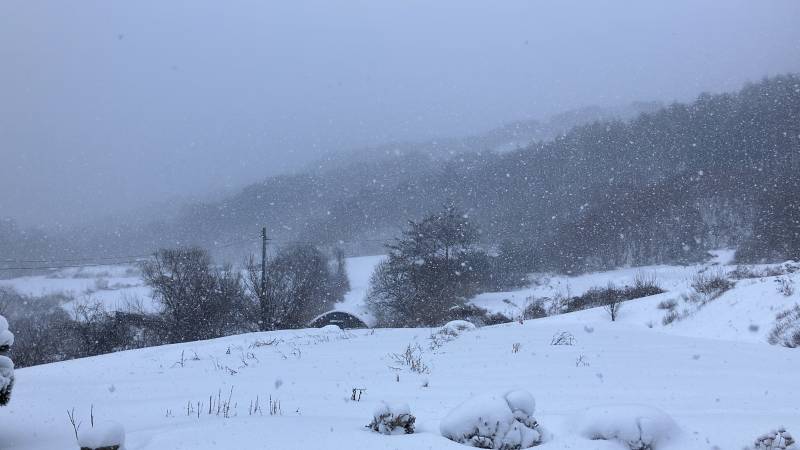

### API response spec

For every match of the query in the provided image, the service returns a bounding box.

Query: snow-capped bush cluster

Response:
[745,427,796,450]
[430,320,476,349]
[443,320,477,334]
[768,305,800,348]
[0,314,14,406]
[78,421,126,450]
[572,404,678,450]
[366,401,416,435]
[440,389,545,449]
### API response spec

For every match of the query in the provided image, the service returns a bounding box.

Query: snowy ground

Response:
[0,264,153,313]
[3,307,799,449]
[2,250,799,449]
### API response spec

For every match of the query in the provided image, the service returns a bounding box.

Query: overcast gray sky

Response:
[1,0,799,227]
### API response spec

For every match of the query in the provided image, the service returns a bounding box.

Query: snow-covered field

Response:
[2,251,799,449]
[0,264,153,313]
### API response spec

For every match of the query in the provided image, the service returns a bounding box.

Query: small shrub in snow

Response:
[550,331,575,346]
[77,421,126,450]
[0,314,14,406]
[444,320,478,333]
[661,310,680,326]
[0,356,14,406]
[389,343,430,373]
[366,401,415,435]
[448,304,511,327]
[630,271,664,298]
[573,404,678,450]
[768,305,800,348]
[565,277,664,314]
[656,299,678,311]
[522,297,547,320]
[430,320,476,349]
[729,264,791,280]
[776,277,795,297]
[440,389,545,449]
[603,296,623,322]
[745,427,796,450]
[691,269,734,297]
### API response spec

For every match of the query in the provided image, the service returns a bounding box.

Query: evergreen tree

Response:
[367,206,490,326]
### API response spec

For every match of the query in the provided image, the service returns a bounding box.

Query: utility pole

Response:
[260,226,268,299]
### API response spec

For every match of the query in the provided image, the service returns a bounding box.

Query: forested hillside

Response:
[208,74,799,271]
[2,75,797,272]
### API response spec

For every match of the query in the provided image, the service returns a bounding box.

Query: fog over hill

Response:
[2,0,799,228]
[2,75,798,274]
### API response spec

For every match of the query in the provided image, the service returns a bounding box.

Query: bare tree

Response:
[603,296,622,322]
[141,247,246,342]
[245,243,339,330]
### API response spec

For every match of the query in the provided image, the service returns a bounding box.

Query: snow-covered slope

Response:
[3,251,799,449]
[3,300,799,449]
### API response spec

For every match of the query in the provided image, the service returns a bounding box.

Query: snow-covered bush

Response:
[443,320,477,334]
[691,270,734,297]
[389,343,430,373]
[0,314,14,406]
[550,331,575,346]
[440,389,546,449]
[768,305,800,348]
[366,401,415,435]
[430,320,476,349]
[522,297,547,320]
[745,427,796,450]
[776,277,795,297]
[78,421,126,450]
[572,404,678,450]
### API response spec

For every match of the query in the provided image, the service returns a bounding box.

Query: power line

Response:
[0,260,145,272]
[0,254,152,264]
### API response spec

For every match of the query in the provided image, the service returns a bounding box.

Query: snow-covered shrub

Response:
[776,277,795,297]
[443,320,477,334]
[745,427,796,450]
[730,264,793,280]
[691,270,734,297]
[768,305,800,348]
[656,299,677,311]
[0,314,14,406]
[550,331,575,346]
[430,320,476,349]
[522,297,547,320]
[389,343,430,373]
[448,304,511,327]
[320,324,341,332]
[573,404,678,450]
[366,401,415,435]
[440,389,546,449]
[78,421,126,450]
